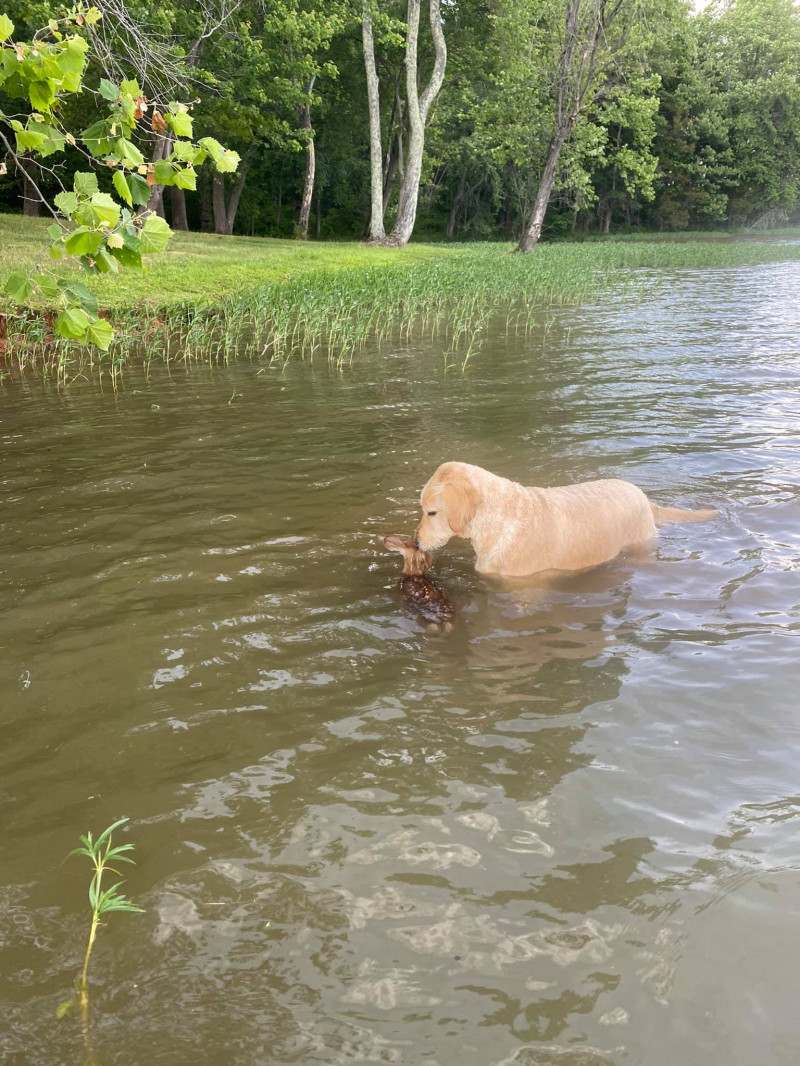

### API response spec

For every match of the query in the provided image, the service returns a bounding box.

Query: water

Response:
[2,261,800,1066]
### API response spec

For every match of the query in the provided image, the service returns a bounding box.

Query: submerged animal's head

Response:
[415,462,481,551]
[383,534,433,576]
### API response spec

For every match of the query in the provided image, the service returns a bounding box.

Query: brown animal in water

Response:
[383,534,455,628]
[415,461,718,578]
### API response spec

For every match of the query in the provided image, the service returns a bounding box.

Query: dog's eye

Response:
[427,510,437,517]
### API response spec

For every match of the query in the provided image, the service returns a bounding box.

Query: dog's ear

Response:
[440,476,479,534]
[383,534,409,553]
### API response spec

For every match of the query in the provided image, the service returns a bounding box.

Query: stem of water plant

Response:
[59,817,144,1025]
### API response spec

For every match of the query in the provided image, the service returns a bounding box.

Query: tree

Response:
[362,0,447,246]
[704,0,800,226]
[362,1,387,242]
[3,0,800,243]
[517,0,633,250]
[0,6,238,346]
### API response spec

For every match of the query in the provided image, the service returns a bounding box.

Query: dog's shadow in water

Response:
[420,541,657,701]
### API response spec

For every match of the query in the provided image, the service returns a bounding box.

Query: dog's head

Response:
[415,462,480,551]
[383,534,433,576]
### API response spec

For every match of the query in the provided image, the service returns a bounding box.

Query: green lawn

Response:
[3,213,800,317]
[0,214,471,310]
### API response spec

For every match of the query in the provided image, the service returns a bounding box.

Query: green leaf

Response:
[5,271,33,304]
[173,167,197,191]
[81,119,115,158]
[87,318,114,350]
[0,14,13,42]
[153,159,175,185]
[64,227,102,257]
[73,172,99,199]
[63,282,99,315]
[113,169,132,206]
[108,244,142,269]
[72,203,99,228]
[101,899,145,913]
[120,79,140,97]
[28,79,56,112]
[28,120,65,158]
[113,138,144,167]
[166,109,193,138]
[94,817,130,847]
[56,997,76,1019]
[215,150,240,174]
[93,248,119,273]
[14,129,47,152]
[84,7,102,26]
[54,307,89,340]
[90,192,121,227]
[170,140,195,164]
[139,215,172,255]
[127,173,152,207]
[98,78,120,102]
[54,191,78,217]
[198,136,224,163]
[57,35,88,76]
[33,273,62,299]
[105,846,135,862]
[68,845,94,860]
[47,222,62,240]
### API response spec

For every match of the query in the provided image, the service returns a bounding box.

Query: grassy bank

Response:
[0,215,464,308]
[2,214,800,381]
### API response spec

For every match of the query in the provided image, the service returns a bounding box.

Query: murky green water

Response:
[2,261,800,1066]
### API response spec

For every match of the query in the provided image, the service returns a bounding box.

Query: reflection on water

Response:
[2,261,800,1065]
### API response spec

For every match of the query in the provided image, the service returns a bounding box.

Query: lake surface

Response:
[2,260,800,1066]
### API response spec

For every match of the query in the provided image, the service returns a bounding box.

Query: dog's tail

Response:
[650,501,718,525]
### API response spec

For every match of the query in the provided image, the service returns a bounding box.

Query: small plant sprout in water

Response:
[58,817,144,1021]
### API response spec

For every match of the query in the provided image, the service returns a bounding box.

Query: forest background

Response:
[1,0,798,248]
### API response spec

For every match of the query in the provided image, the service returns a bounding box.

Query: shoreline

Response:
[3,218,800,382]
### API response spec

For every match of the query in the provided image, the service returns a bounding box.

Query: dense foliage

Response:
[2,0,799,246]
[0,5,239,344]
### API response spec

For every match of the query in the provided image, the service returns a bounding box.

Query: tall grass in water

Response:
[4,236,800,382]
[59,817,144,1030]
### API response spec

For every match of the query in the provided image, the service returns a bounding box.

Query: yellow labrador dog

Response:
[415,461,717,577]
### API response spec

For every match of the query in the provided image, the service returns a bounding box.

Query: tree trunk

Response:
[445,165,467,239]
[382,134,401,214]
[599,200,612,234]
[212,157,251,236]
[297,138,315,239]
[170,185,189,231]
[517,128,569,251]
[382,81,404,214]
[21,165,40,216]
[200,169,212,231]
[384,0,447,247]
[146,133,172,218]
[212,171,230,234]
[296,76,316,240]
[362,3,386,243]
[225,161,250,233]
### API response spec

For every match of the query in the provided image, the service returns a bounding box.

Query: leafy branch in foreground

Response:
[0,6,239,349]
[58,816,144,1020]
